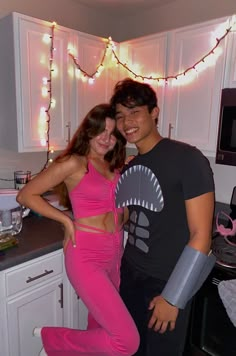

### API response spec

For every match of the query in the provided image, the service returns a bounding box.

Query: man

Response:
[110,78,215,356]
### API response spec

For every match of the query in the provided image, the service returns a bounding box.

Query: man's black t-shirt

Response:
[117,138,214,281]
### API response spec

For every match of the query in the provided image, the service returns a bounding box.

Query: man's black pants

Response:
[120,257,191,356]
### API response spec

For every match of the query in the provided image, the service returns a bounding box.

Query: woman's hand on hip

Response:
[63,219,76,252]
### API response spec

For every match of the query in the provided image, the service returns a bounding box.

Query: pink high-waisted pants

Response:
[41,229,139,356]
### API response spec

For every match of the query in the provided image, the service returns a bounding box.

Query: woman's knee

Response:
[118,326,140,356]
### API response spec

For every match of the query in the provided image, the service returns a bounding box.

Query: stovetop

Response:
[212,233,236,269]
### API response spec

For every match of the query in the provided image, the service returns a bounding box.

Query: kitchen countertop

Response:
[0,214,64,271]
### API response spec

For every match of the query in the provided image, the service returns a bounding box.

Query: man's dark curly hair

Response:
[110,78,158,114]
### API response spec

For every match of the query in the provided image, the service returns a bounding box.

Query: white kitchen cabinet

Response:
[0,250,64,356]
[162,18,228,157]
[119,32,168,144]
[0,12,72,152]
[0,249,89,356]
[224,26,236,88]
[63,268,88,330]
[70,31,119,131]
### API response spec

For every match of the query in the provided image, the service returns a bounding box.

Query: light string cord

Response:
[111,26,232,82]
[68,22,234,82]
[69,41,109,78]
[41,22,55,171]
[0,23,55,184]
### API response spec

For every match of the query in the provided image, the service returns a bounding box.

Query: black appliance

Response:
[184,187,236,356]
[184,266,236,356]
[216,88,236,167]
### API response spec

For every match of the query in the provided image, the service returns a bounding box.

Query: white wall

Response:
[0,0,115,38]
[116,0,236,41]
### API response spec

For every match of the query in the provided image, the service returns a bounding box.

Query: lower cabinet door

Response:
[6,277,63,356]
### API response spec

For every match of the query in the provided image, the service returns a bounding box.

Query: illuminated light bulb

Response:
[42,77,48,85]
[41,86,48,97]
[40,55,47,65]
[204,53,216,67]
[75,68,81,79]
[158,79,166,87]
[52,21,57,26]
[111,42,116,51]
[108,37,113,47]
[68,44,76,56]
[51,64,58,77]
[99,64,104,72]
[42,34,51,44]
[95,71,101,78]
[195,61,206,72]
[49,158,53,163]
[214,46,223,59]
[50,147,54,153]
[88,77,95,84]
[68,66,75,78]
[51,98,56,108]
[40,138,47,146]
[82,75,88,83]
[189,67,198,78]
[40,107,47,115]
[171,78,178,87]
[174,74,186,86]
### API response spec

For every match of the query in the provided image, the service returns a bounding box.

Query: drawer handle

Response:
[26,269,54,283]
[58,283,63,308]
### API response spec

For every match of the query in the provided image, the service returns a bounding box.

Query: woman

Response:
[17,103,139,356]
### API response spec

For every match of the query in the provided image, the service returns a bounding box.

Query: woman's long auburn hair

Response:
[54,103,126,208]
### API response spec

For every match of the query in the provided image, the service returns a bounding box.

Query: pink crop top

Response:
[69,160,123,220]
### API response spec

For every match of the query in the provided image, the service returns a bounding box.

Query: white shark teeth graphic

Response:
[115,164,164,212]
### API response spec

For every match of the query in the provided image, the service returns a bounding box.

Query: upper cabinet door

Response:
[70,31,119,131]
[119,33,168,136]
[163,18,228,156]
[0,12,72,152]
[224,27,236,88]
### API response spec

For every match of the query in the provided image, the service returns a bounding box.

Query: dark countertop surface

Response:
[0,214,64,271]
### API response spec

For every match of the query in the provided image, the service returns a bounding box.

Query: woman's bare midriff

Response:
[74,211,124,233]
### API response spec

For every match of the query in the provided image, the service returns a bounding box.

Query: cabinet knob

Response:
[58,283,64,308]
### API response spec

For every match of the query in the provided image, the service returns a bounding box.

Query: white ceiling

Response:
[72,0,176,15]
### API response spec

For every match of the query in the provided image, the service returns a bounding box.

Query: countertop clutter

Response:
[0,213,64,271]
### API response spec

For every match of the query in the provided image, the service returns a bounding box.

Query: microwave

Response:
[215,88,236,166]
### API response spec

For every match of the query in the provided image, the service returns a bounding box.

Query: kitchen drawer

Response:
[5,251,63,296]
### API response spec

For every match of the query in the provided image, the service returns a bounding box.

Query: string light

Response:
[40,21,56,171]
[68,17,235,85]
[40,15,236,172]
[68,40,110,80]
